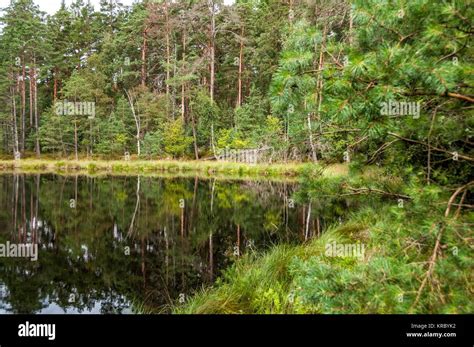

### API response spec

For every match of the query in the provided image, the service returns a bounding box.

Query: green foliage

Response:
[162,119,192,158]
[0,0,472,316]
[0,0,470,185]
[94,115,127,156]
[216,128,249,150]
[142,130,162,158]
[176,174,473,314]
[234,89,268,140]
[190,89,221,149]
[38,108,73,155]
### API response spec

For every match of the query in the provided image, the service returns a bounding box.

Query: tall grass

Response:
[173,176,472,314]
[0,159,348,180]
[173,225,357,314]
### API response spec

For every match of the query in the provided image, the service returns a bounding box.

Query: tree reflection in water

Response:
[0,174,350,314]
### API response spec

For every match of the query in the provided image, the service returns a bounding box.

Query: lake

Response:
[0,173,350,314]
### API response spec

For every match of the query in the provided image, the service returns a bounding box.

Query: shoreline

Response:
[0,159,349,180]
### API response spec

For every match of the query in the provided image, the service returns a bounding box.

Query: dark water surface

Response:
[0,174,349,314]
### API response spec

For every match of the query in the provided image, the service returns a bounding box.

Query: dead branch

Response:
[411,223,444,310]
[367,139,398,164]
[411,182,472,310]
[445,181,473,218]
[344,185,412,200]
[402,91,474,103]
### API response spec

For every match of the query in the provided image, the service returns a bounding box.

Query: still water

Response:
[0,174,349,314]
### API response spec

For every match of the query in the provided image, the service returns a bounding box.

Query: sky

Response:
[0,0,235,15]
[0,0,137,15]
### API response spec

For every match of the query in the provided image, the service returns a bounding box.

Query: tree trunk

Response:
[33,55,40,157]
[236,26,244,108]
[307,111,317,162]
[314,25,327,159]
[190,104,199,160]
[125,89,141,157]
[164,0,171,98]
[305,202,312,240]
[181,30,186,122]
[141,27,148,88]
[209,0,216,102]
[74,119,78,160]
[11,84,19,157]
[208,1,217,157]
[29,65,33,127]
[21,57,26,153]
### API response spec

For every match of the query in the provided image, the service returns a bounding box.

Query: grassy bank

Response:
[0,159,348,179]
[173,174,473,314]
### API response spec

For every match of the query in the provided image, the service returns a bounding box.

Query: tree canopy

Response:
[0,0,471,185]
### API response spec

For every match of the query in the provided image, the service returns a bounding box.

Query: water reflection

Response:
[0,174,349,314]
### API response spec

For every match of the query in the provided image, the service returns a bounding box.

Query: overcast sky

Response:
[0,0,235,15]
[0,0,137,15]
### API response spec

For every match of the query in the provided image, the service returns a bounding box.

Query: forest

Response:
[0,0,472,315]
[0,0,469,171]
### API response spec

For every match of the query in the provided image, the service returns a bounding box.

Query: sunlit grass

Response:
[0,158,348,180]
[173,226,354,314]
[172,176,472,314]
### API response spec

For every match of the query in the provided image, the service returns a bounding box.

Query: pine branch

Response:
[343,185,412,200]
[403,91,474,103]
[388,133,474,162]
[411,182,472,310]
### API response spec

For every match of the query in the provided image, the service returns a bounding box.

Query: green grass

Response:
[173,223,364,314]
[173,176,473,314]
[0,159,348,180]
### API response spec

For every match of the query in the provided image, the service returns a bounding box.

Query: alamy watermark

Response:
[0,241,38,261]
[18,321,55,341]
[55,100,95,119]
[380,100,421,119]
[325,241,365,258]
